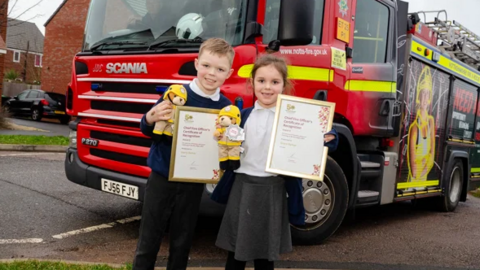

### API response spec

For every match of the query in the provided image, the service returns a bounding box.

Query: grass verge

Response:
[0,135,69,145]
[471,188,480,198]
[0,261,132,270]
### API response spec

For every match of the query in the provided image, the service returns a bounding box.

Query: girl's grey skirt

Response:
[215,173,292,261]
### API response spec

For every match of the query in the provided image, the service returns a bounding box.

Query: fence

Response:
[2,81,42,97]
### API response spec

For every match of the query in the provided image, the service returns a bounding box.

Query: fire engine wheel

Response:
[438,159,463,212]
[291,157,349,245]
[31,108,42,121]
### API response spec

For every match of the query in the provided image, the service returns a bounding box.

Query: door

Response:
[347,0,396,136]
[10,91,30,114]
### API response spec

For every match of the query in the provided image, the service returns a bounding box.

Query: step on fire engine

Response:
[64,0,480,244]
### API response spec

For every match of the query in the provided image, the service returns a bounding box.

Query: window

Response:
[27,91,39,99]
[13,51,20,63]
[17,91,29,100]
[263,0,325,44]
[34,55,42,67]
[353,0,389,63]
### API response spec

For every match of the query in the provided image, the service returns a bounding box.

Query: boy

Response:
[133,38,235,270]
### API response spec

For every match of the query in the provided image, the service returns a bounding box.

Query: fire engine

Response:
[64,0,480,244]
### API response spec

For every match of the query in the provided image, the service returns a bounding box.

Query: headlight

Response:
[69,130,77,149]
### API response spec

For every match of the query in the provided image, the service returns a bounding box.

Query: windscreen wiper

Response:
[90,41,148,51]
[148,37,204,50]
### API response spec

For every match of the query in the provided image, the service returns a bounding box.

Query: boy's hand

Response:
[324,134,335,143]
[146,101,173,125]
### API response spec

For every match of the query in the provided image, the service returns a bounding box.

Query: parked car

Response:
[3,89,70,124]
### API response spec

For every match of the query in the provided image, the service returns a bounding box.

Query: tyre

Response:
[31,108,42,121]
[291,157,349,245]
[60,116,70,125]
[438,159,463,212]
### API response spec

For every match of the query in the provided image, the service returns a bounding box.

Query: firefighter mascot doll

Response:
[153,84,187,136]
[213,105,244,170]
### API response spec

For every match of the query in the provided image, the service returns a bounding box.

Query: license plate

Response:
[55,110,65,114]
[82,138,98,147]
[101,178,139,200]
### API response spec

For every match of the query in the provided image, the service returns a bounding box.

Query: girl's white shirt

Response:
[235,101,277,177]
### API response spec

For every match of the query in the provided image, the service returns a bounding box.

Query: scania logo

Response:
[106,63,148,74]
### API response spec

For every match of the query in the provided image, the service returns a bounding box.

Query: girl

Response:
[215,54,338,270]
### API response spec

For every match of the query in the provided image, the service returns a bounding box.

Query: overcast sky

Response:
[6,0,480,35]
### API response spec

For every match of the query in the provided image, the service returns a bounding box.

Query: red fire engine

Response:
[65,0,480,244]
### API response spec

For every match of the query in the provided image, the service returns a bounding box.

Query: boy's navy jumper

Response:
[133,83,231,270]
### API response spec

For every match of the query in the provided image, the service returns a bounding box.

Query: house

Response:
[0,0,8,103]
[4,18,44,84]
[41,0,90,94]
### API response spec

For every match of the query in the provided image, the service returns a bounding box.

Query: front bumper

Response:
[64,148,225,215]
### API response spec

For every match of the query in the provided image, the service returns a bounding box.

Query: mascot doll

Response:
[213,105,244,170]
[153,85,187,136]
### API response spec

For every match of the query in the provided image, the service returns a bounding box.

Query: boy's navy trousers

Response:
[133,171,204,270]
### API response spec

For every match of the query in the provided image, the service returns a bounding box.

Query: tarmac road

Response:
[1,151,480,270]
[0,118,70,137]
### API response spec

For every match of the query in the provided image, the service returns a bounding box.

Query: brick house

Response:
[4,18,44,84]
[41,0,90,94]
[0,0,9,103]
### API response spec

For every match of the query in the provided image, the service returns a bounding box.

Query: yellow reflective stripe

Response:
[411,39,480,85]
[471,167,480,173]
[397,180,439,189]
[411,40,433,61]
[238,65,332,82]
[228,156,240,160]
[438,56,480,84]
[218,141,242,146]
[344,80,396,92]
[219,157,229,161]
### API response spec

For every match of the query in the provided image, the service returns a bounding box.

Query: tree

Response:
[1,0,45,27]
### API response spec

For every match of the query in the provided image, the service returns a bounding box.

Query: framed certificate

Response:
[169,106,223,184]
[266,94,335,181]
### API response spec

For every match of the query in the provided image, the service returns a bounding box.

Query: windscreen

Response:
[83,0,248,51]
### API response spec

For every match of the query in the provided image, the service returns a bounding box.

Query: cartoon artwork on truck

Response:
[398,61,450,188]
[407,66,435,182]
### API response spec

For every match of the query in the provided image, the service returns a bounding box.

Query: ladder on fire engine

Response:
[417,10,480,70]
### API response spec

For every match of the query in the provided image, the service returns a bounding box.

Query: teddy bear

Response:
[213,105,244,170]
[153,84,187,136]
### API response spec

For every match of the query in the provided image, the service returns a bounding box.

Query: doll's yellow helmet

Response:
[219,105,241,125]
[163,85,187,101]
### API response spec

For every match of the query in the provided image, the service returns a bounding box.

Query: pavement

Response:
[0,259,329,270]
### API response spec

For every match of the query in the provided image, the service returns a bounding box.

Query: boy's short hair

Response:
[198,38,235,65]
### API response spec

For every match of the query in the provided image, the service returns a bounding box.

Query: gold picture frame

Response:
[169,106,223,184]
[265,94,335,181]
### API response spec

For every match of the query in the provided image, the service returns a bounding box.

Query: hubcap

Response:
[302,178,333,224]
[33,110,38,120]
[449,167,461,203]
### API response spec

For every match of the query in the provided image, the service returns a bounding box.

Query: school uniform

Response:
[215,102,338,269]
[133,79,231,270]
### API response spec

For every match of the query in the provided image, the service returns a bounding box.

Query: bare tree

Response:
[0,0,45,28]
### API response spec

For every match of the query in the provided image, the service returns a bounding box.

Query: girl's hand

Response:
[146,101,173,125]
[324,134,335,143]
